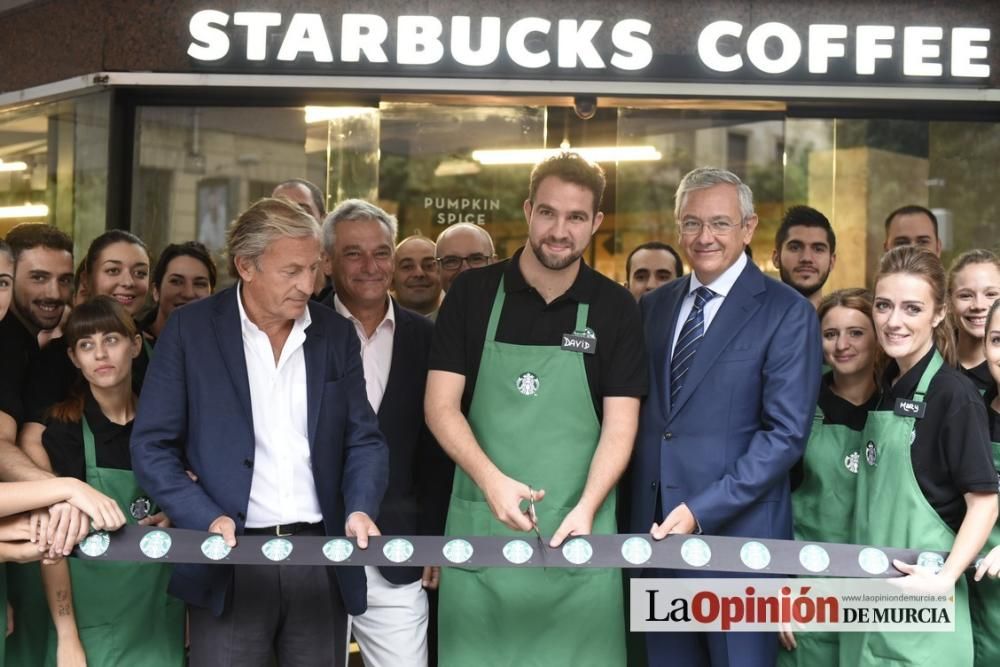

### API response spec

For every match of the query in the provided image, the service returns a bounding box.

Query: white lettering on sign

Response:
[342,14,389,63]
[186,11,991,80]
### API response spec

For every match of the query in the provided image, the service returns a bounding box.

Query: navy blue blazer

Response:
[320,295,454,585]
[131,286,389,616]
[628,261,820,542]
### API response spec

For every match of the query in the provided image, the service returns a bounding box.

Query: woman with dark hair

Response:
[140,241,216,341]
[842,246,997,666]
[39,296,183,666]
[0,241,12,321]
[779,288,881,665]
[947,249,1000,394]
[969,298,1000,665]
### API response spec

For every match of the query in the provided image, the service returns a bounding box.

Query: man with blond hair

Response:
[132,197,389,667]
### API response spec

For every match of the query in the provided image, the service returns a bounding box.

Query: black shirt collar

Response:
[503,246,599,304]
[82,388,131,439]
[881,346,937,403]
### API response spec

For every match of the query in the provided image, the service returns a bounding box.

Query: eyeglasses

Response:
[679,219,743,236]
[436,253,492,271]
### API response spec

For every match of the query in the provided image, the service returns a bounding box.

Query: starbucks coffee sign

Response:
[187,9,992,84]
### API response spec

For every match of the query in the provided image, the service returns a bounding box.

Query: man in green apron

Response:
[426,152,648,667]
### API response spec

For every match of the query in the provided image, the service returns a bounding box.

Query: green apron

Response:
[43,417,184,667]
[438,278,624,667]
[968,439,1000,666]
[841,351,973,666]
[779,406,862,667]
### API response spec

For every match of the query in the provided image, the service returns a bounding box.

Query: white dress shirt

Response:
[671,252,748,352]
[333,295,395,414]
[238,286,323,527]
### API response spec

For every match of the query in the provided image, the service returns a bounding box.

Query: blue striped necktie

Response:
[670,286,717,404]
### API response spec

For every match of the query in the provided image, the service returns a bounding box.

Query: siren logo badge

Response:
[516,372,539,397]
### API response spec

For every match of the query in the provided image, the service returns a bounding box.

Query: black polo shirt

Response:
[430,247,648,418]
[23,337,150,424]
[0,313,39,424]
[962,360,993,395]
[877,347,998,532]
[42,389,133,481]
[791,372,879,490]
[986,386,1000,443]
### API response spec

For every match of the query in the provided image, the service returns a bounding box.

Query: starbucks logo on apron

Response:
[79,531,110,558]
[383,538,415,563]
[621,537,653,565]
[561,538,593,565]
[262,538,294,562]
[858,547,889,575]
[139,530,172,559]
[865,441,877,466]
[322,539,354,563]
[916,551,945,575]
[799,544,830,573]
[680,537,712,567]
[516,372,540,397]
[740,541,771,570]
[200,535,232,561]
[844,451,860,474]
[502,539,534,564]
[443,539,474,564]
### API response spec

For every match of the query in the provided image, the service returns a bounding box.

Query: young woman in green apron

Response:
[38,297,183,667]
[970,298,1000,665]
[843,246,998,667]
[947,250,1000,395]
[9,231,157,666]
[779,288,880,666]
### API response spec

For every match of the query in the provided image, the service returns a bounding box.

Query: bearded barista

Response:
[426,152,647,666]
[772,206,836,310]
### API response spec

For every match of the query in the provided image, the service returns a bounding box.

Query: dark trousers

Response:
[189,561,349,667]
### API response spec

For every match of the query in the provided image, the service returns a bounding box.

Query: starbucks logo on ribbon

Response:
[262,538,294,562]
[139,530,172,559]
[621,537,653,565]
[680,538,712,568]
[322,539,354,563]
[79,531,110,558]
[200,535,232,561]
[844,451,860,474]
[740,541,771,570]
[799,544,830,573]
[516,372,539,397]
[383,538,415,563]
[561,538,593,565]
[916,552,945,575]
[502,539,533,564]
[442,539,474,564]
[858,547,889,575]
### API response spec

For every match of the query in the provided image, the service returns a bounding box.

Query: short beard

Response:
[13,293,58,331]
[778,264,828,299]
[529,238,583,271]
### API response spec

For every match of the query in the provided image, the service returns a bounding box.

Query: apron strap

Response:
[913,350,944,403]
[813,405,826,423]
[484,276,506,343]
[142,338,154,360]
[574,302,589,332]
[81,416,98,474]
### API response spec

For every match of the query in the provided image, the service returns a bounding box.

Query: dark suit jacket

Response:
[321,294,454,584]
[131,286,389,616]
[628,261,821,543]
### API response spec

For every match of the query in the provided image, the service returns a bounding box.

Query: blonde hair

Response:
[946,248,1000,346]
[875,246,956,366]
[227,197,320,278]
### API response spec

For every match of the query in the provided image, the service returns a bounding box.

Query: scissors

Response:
[527,487,548,568]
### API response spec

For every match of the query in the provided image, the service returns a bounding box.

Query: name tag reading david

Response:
[893,398,927,419]
[561,332,596,354]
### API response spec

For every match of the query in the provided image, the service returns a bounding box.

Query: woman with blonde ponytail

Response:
[842,246,998,666]
[947,249,1000,394]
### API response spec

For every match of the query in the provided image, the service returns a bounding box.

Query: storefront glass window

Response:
[0,92,110,257]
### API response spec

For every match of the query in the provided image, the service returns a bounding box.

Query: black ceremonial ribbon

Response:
[72,525,970,578]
